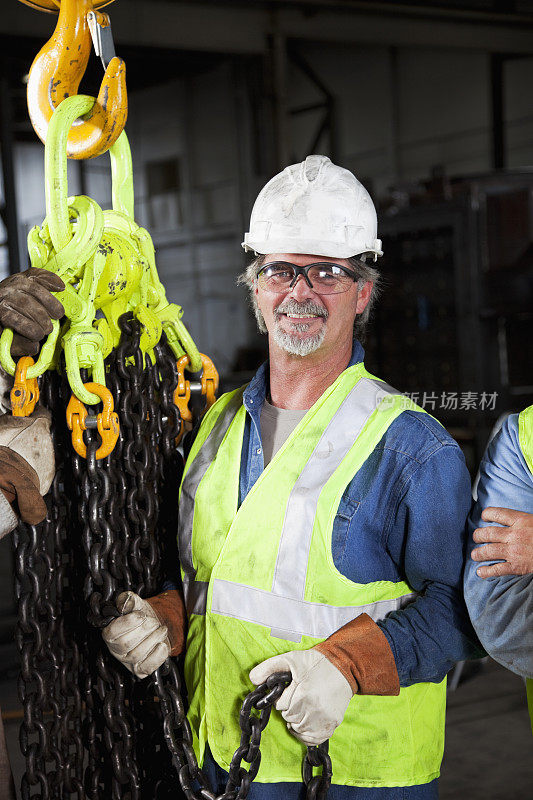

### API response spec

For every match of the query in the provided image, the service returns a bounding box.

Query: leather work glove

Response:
[0,268,65,357]
[0,407,55,526]
[249,614,400,747]
[102,590,186,679]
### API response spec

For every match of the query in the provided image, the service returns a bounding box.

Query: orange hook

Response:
[23,0,127,160]
[66,383,119,459]
[199,354,219,408]
[174,355,193,444]
[174,354,219,443]
[11,357,40,418]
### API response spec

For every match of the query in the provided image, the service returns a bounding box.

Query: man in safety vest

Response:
[102,155,482,799]
[464,411,533,734]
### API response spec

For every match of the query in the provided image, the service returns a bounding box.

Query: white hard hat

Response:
[242,155,383,260]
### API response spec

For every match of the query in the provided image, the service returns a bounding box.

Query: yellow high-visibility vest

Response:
[179,363,446,786]
[518,406,533,735]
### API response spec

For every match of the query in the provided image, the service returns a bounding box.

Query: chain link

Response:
[14,314,331,799]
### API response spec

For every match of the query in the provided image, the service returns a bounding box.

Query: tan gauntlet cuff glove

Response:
[0,446,47,525]
[103,590,187,679]
[146,590,186,657]
[315,613,400,696]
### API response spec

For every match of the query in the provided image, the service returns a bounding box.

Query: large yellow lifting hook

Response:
[20,0,127,160]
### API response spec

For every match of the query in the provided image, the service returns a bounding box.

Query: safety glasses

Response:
[256,261,358,295]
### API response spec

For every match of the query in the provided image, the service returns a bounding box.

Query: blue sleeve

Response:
[464,415,533,679]
[377,444,484,687]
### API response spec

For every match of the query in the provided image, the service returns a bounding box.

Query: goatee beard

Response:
[273,298,328,356]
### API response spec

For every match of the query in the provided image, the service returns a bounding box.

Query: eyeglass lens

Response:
[257,262,356,294]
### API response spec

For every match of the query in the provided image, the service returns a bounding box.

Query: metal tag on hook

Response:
[87,10,116,70]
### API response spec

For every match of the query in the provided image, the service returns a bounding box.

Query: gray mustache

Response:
[275,299,329,319]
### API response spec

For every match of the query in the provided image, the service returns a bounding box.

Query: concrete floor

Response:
[1,650,532,798]
[440,659,532,799]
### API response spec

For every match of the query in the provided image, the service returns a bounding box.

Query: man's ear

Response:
[356,281,373,314]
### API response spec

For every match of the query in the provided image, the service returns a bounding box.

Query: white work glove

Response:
[102,592,171,679]
[249,649,353,746]
[0,407,55,530]
[0,407,55,495]
[0,368,12,414]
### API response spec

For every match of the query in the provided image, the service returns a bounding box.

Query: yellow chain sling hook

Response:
[66,383,119,459]
[20,0,127,159]
[11,357,40,417]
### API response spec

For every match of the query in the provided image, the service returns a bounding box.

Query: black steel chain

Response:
[13,314,332,799]
[15,368,88,800]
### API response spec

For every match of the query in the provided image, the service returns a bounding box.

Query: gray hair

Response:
[237,254,381,340]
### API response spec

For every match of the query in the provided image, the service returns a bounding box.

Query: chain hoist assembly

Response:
[8,1,333,797]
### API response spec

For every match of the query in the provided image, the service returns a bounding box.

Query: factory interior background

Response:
[0,1,533,797]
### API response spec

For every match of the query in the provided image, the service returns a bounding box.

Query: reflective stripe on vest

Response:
[211,578,416,641]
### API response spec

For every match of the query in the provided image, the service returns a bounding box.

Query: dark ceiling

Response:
[130,0,533,18]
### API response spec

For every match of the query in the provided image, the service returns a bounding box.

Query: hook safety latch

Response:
[87,10,116,69]
[66,382,119,459]
[11,357,40,417]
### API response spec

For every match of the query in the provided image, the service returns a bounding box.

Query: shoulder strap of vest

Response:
[519,406,533,476]
[359,365,432,420]
[183,386,245,478]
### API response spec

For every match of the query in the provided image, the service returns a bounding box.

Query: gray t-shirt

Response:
[260,399,308,467]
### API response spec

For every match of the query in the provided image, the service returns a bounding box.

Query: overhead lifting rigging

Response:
[4,1,333,798]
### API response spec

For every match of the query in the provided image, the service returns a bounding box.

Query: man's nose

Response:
[288,274,316,300]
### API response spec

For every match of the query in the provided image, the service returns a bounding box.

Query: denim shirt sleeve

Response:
[375,440,484,687]
[463,415,533,679]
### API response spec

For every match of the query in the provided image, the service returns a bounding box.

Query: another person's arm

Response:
[470,506,533,577]
[464,415,533,679]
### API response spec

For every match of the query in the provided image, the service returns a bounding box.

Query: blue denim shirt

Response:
[238,341,482,685]
[464,414,533,679]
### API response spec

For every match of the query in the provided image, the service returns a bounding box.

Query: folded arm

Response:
[464,416,533,679]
